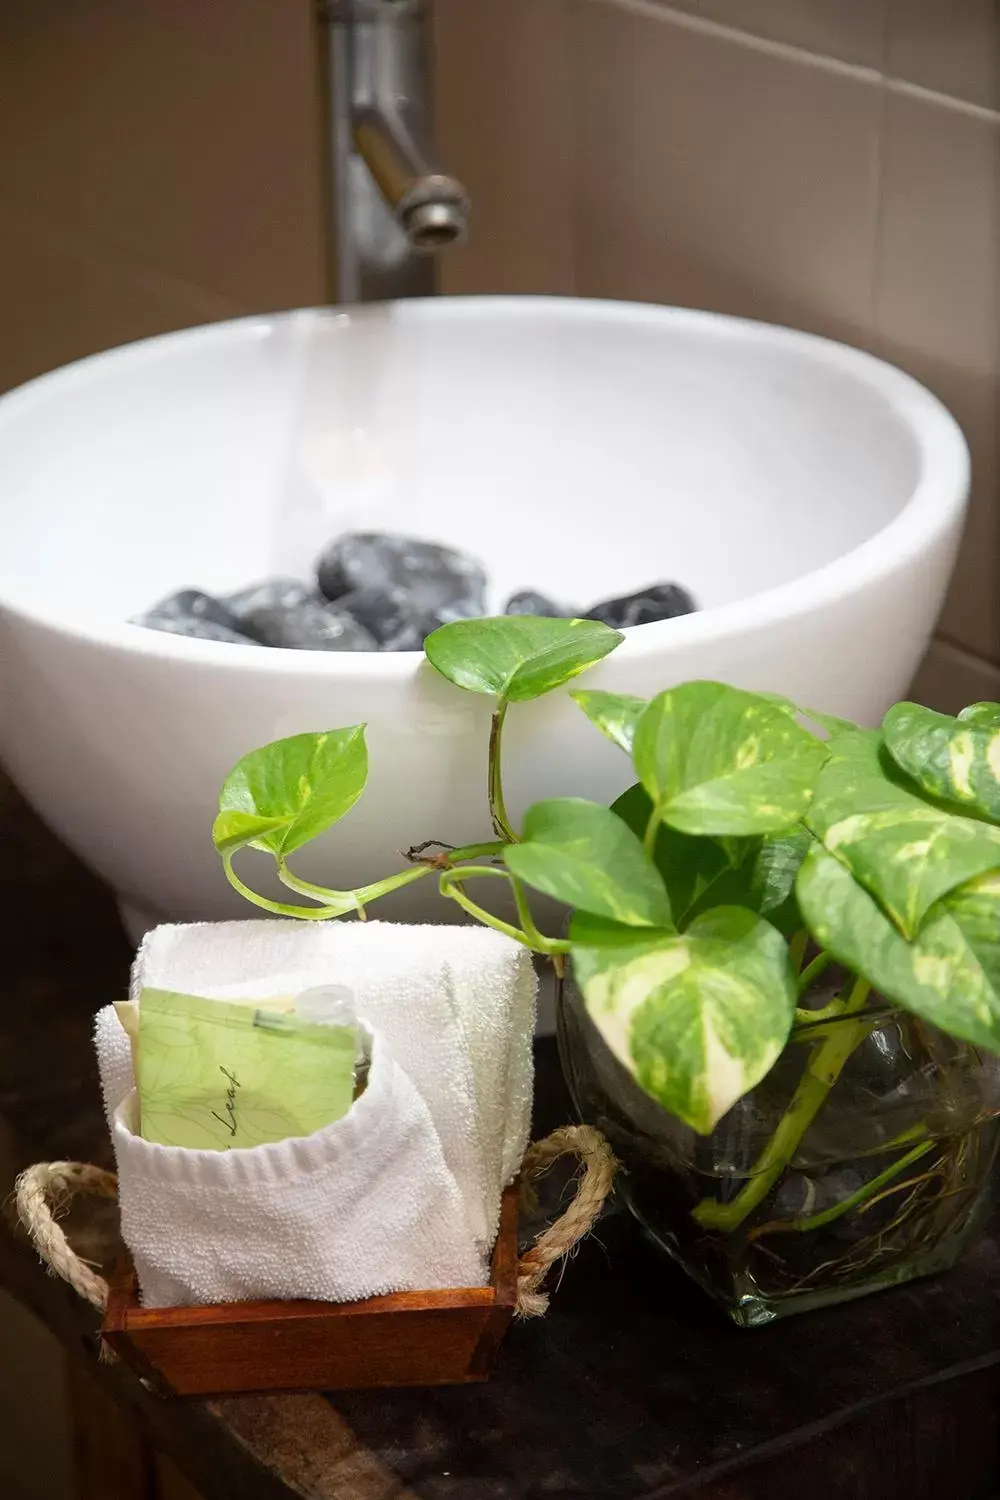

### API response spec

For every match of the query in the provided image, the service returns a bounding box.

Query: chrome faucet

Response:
[321,0,470,303]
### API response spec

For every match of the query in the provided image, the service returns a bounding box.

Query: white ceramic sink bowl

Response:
[0,298,968,934]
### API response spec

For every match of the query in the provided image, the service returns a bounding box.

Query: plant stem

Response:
[277,864,366,905]
[796,949,834,997]
[488,700,518,843]
[232,840,508,921]
[511,875,546,949]
[748,1139,935,1240]
[222,853,353,920]
[439,866,533,946]
[439,866,571,956]
[788,929,808,973]
[277,860,432,915]
[793,997,848,1027]
[643,805,661,859]
[693,976,873,1233]
[406,840,506,866]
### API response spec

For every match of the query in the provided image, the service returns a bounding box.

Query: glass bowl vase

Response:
[557,964,1000,1326]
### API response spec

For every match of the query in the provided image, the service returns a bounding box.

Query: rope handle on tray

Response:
[14,1125,617,1319]
[515,1125,616,1316]
[14,1161,119,1312]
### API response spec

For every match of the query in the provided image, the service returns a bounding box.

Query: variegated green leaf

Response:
[756,691,799,716]
[883,700,1000,825]
[570,907,796,1133]
[505,797,672,926]
[212,810,298,855]
[942,870,1000,994]
[571,690,648,753]
[424,616,622,702]
[216,726,368,858]
[678,828,812,936]
[801,707,866,739]
[611,783,807,932]
[796,844,1000,1052]
[632,681,828,836]
[611,783,731,924]
[959,703,1000,729]
[749,827,813,932]
[806,732,1000,938]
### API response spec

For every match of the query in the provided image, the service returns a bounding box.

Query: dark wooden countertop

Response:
[2,774,999,1500]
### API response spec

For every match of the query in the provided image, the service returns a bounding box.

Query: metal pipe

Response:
[321,0,469,303]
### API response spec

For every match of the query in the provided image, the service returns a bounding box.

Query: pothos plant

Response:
[213,618,1000,1232]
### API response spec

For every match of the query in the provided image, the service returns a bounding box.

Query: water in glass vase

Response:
[558,966,1000,1326]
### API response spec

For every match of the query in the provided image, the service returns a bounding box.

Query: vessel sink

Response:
[0,298,968,934]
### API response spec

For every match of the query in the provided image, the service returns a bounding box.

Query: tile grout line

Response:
[885,77,1000,127]
[867,0,895,348]
[586,0,1000,124]
[930,634,1000,676]
[0,181,249,322]
[587,0,883,82]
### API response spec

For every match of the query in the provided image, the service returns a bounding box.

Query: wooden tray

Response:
[101,1185,519,1396]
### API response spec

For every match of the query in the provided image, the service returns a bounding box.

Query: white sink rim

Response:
[0,296,969,675]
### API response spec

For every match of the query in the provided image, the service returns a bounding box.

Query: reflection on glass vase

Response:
[558,964,1000,1326]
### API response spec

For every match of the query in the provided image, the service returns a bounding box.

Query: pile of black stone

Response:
[132,532,697,651]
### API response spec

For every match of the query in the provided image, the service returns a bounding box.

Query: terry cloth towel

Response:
[128,919,537,1260]
[105,1027,485,1307]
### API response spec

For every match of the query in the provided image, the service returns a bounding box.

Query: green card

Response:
[136,989,357,1150]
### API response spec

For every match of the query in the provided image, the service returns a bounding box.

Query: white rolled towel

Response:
[129,918,537,1257]
[106,1028,485,1307]
[94,916,537,1306]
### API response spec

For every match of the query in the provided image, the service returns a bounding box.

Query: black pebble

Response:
[585,582,696,629]
[316,532,487,616]
[240,599,376,651]
[336,586,479,652]
[138,588,243,630]
[503,591,574,618]
[226,577,319,621]
[135,614,259,645]
[132,589,259,644]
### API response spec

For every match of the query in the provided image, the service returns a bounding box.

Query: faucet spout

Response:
[353,107,469,251]
[323,0,470,303]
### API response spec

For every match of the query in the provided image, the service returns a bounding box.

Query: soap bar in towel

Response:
[107,1029,484,1307]
[131,919,537,1257]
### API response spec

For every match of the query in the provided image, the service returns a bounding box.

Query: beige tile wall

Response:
[435,0,1000,705]
[0,0,329,394]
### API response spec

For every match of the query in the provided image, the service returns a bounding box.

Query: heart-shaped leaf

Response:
[570,908,796,1133]
[504,798,671,926]
[572,690,647,753]
[756,692,799,715]
[801,707,865,739]
[943,871,1000,993]
[608,782,811,933]
[806,732,1000,938]
[959,702,1000,729]
[424,617,623,702]
[750,827,813,918]
[673,828,813,937]
[796,843,1000,1052]
[212,810,298,855]
[632,681,828,836]
[883,701,1000,825]
[611,783,731,925]
[216,726,368,858]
